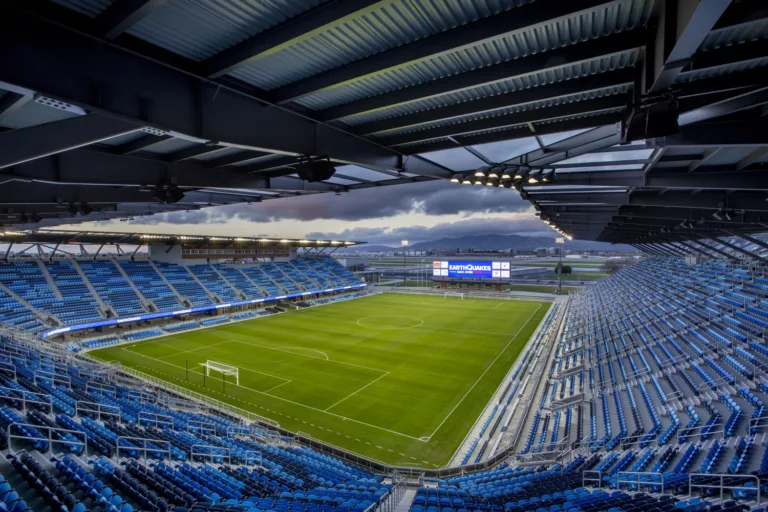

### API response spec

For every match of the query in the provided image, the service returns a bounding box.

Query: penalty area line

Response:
[120,347,424,442]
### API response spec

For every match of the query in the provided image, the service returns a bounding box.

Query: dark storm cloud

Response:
[307,217,553,246]
[123,180,530,225]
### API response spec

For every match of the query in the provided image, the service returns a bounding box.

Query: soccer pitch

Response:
[89,293,549,467]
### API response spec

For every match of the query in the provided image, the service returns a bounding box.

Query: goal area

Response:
[201,360,239,385]
[444,292,464,300]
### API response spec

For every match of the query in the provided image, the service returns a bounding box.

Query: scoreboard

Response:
[432,260,511,279]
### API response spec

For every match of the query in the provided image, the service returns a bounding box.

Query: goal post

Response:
[202,360,239,385]
[444,292,464,300]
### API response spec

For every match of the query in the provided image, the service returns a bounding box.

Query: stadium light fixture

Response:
[450,176,460,183]
[462,179,472,185]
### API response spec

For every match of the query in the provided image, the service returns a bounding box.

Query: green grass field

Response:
[89,294,548,467]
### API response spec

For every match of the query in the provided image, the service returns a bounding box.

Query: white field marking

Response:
[493,302,504,309]
[227,339,388,374]
[121,347,424,441]
[324,372,390,412]
[264,380,292,393]
[416,325,512,336]
[426,303,543,441]
[356,316,424,330]
[278,347,329,360]
[156,340,234,360]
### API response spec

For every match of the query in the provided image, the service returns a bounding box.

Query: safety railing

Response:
[75,401,121,422]
[191,444,231,464]
[0,361,16,381]
[138,411,174,430]
[116,436,172,462]
[7,422,87,456]
[34,369,71,388]
[677,422,724,443]
[86,381,117,397]
[689,473,761,505]
[187,419,216,436]
[748,415,768,434]
[582,470,602,488]
[127,388,156,404]
[0,386,52,413]
[376,471,407,512]
[617,471,665,492]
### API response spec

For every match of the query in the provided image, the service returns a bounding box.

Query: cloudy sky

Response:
[82,179,556,246]
[70,134,645,246]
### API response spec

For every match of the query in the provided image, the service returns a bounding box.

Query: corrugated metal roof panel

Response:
[341,51,637,126]
[127,0,325,62]
[699,21,768,52]
[293,0,650,111]
[229,0,529,90]
[50,0,112,17]
[369,85,630,138]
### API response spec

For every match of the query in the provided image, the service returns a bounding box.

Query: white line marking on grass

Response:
[155,340,233,360]
[324,372,390,412]
[227,340,388,374]
[263,380,292,393]
[356,316,424,330]
[417,325,512,336]
[121,347,423,442]
[277,347,329,360]
[493,302,503,309]
[425,303,543,441]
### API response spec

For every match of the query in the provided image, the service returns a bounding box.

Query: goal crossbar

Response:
[201,360,239,385]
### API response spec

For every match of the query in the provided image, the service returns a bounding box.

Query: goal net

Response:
[202,360,239,385]
[444,292,464,300]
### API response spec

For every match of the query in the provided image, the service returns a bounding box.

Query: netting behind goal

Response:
[444,292,464,299]
[203,360,239,385]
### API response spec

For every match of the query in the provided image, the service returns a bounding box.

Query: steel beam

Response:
[95,0,168,40]
[1,150,336,192]
[271,0,621,105]
[504,124,622,167]
[693,238,738,260]
[382,96,627,147]
[678,86,768,125]
[399,113,625,155]
[649,119,768,147]
[0,8,450,177]
[0,91,32,121]
[645,0,732,93]
[350,69,635,136]
[113,134,172,155]
[164,144,227,163]
[313,30,644,121]
[0,114,140,169]
[645,171,768,190]
[722,231,768,252]
[527,191,628,204]
[200,0,381,79]
[554,170,643,187]
[703,234,767,262]
[629,191,768,211]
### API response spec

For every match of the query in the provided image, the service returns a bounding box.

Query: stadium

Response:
[1,1,768,511]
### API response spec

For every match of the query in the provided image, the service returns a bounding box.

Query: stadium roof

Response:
[0,0,767,251]
[0,229,363,249]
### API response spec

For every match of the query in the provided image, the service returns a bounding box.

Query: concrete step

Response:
[394,488,418,512]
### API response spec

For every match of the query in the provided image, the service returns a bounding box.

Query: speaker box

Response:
[296,160,336,182]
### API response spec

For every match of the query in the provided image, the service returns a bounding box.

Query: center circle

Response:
[356,316,424,330]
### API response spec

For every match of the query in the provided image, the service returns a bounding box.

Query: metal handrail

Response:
[86,381,117,396]
[76,401,121,422]
[0,361,16,380]
[138,411,174,430]
[116,436,172,461]
[34,369,71,388]
[689,473,761,505]
[187,419,216,435]
[617,471,665,492]
[582,470,603,488]
[7,422,87,456]
[0,385,52,412]
[191,444,231,464]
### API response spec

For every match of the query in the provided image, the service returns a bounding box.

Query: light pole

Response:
[401,240,408,287]
[555,237,565,294]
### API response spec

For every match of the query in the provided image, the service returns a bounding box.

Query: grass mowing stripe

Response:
[91,293,548,466]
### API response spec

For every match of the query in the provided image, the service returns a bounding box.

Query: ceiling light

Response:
[488,173,498,179]
[474,171,486,177]
[462,179,472,185]
[712,211,723,221]
[450,176,460,183]
[528,177,539,184]
[501,174,511,180]
[486,181,494,187]
[724,211,732,221]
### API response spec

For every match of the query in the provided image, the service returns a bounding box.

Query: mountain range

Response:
[338,234,635,252]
